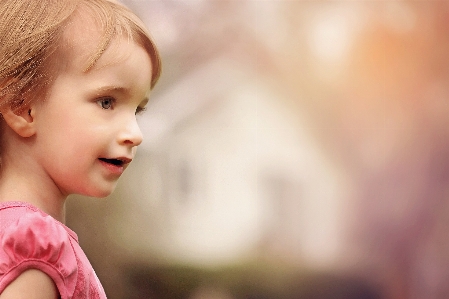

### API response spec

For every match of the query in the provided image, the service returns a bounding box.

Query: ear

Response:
[0,101,36,138]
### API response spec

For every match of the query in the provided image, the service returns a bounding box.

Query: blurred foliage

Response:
[123,261,381,299]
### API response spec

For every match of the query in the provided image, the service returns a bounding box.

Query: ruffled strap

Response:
[0,212,78,298]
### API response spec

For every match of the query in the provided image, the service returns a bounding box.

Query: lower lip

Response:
[99,160,125,175]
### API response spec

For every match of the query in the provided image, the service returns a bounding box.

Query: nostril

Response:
[123,133,142,146]
[119,120,143,146]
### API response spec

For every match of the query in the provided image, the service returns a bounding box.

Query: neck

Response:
[0,184,67,223]
[0,124,68,223]
[0,162,67,223]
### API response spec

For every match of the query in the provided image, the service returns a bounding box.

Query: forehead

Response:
[54,11,153,97]
[59,7,103,68]
[59,6,142,73]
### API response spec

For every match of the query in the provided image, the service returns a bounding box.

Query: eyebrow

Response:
[94,85,149,104]
[94,86,129,96]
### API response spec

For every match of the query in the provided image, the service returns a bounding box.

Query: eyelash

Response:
[97,97,146,115]
[135,106,146,115]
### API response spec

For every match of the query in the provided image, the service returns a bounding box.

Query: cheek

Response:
[37,109,91,154]
[48,115,81,145]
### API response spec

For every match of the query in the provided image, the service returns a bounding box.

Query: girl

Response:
[0,0,161,298]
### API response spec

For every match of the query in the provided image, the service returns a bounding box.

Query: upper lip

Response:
[99,157,133,166]
[116,157,132,164]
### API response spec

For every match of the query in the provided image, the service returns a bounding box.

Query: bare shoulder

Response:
[0,269,59,299]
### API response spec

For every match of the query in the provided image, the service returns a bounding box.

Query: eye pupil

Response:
[102,99,110,108]
[98,98,113,109]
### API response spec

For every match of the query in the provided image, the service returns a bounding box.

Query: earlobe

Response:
[0,104,36,138]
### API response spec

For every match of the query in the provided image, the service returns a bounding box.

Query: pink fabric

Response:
[0,202,107,298]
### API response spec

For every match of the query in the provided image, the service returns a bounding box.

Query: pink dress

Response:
[0,201,107,298]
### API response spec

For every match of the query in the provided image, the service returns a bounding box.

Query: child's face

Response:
[30,34,153,198]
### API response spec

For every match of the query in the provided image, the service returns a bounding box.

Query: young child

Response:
[0,0,161,298]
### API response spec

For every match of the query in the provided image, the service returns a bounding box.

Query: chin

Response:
[78,184,117,198]
[90,188,115,198]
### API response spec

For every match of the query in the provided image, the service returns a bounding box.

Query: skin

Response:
[0,13,153,299]
[0,270,58,299]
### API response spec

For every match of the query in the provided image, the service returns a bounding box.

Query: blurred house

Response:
[65,0,449,297]
[108,46,354,272]
[66,1,449,298]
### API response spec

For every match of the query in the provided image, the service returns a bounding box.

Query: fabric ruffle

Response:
[0,211,78,298]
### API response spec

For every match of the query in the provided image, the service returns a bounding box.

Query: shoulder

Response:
[0,269,58,299]
[0,203,78,298]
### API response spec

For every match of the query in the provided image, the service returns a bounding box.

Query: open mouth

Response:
[99,158,125,166]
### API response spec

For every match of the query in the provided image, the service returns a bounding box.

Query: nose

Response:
[119,116,143,147]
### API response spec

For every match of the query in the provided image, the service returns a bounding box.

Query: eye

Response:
[96,97,115,110]
[135,106,147,115]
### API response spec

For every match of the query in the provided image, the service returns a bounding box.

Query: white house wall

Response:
[112,56,352,269]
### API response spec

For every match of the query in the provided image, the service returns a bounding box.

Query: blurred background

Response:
[66,1,449,298]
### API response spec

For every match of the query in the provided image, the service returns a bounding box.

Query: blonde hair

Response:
[0,0,161,111]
